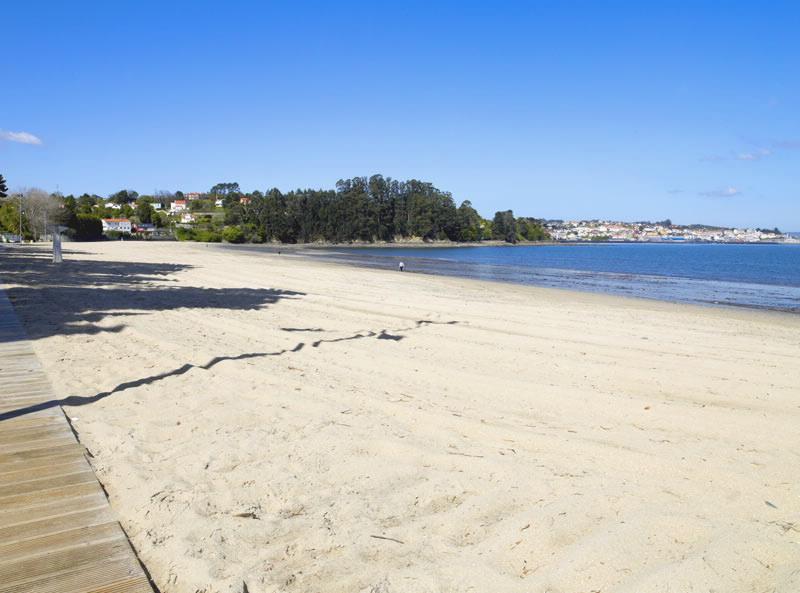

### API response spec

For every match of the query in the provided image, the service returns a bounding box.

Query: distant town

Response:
[543,219,798,244]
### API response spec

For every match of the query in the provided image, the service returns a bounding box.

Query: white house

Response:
[170,199,188,213]
[101,218,132,234]
[180,212,196,223]
[152,203,163,211]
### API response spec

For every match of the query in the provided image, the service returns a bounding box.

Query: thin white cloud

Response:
[737,148,772,161]
[699,186,741,198]
[0,129,42,145]
[701,139,800,163]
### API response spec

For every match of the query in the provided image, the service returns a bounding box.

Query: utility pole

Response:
[18,193,22,242]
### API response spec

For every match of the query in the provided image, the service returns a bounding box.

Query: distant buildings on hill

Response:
[544,220,798,243]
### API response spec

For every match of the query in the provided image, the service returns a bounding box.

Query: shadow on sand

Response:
[0,245,304,342]
[0,319,459,421]
[0,245,461,422]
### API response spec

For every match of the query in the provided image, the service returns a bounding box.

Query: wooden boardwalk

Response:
[0,288,155,593]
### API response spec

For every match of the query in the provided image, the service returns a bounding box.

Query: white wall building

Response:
[170,200,188,213]
[101,218,132,234]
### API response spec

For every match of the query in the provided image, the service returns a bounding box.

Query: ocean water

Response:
[311,243,800,312]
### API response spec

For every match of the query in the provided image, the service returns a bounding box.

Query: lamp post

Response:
[18,193,23,243]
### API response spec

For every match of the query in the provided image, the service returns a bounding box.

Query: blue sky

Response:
[1,1,798,229]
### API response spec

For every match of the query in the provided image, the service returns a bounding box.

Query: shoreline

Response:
[202,238,799,250]
[211,242,800,316]
[202,243,800,324]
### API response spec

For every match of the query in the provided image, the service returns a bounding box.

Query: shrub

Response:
[194,228,222,242]
[222,225,245,243]
[175,227,195,241]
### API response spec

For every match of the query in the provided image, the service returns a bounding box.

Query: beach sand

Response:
[2,241,799,593]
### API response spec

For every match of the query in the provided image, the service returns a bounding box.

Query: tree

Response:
[0,200,31,239]
[455,200,483,241]
[0,174,8,198]
[492,210,518,243]
[369,174,395,241]
[517,217,550,241]
[210,182,242,208]
[109,189,139,204]
[18,188,61,240]
[153,190,174,210]
[135,200,154,224]
[76,193,101,214]
[60,195,79,231]
[209,182,241,196]
[74,215,103,241]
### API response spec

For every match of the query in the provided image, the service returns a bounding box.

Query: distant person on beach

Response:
[399,261,405,272]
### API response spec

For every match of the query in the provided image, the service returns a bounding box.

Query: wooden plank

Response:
[0,537,131,586]
[0,452,87,476]
[0,555,149,593]
[0,284,154,593]
[0,482,104,511]
[0,426,72,446]
[0,507,116,544]
[0,459,88,484]
[0,522,124,564]
[0,442,86,466]
[0,436,80,455]
[0,470,98,499]
[0,416,65,432]
[0,493,109,529]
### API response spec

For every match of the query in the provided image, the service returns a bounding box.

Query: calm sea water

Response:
[311,243,800,312]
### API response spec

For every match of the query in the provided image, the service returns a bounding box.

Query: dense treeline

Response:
[222,177,478,243]
[216,175,548,243]
[0,172,549,244]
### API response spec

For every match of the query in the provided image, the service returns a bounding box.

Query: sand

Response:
[2,241,799,593]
